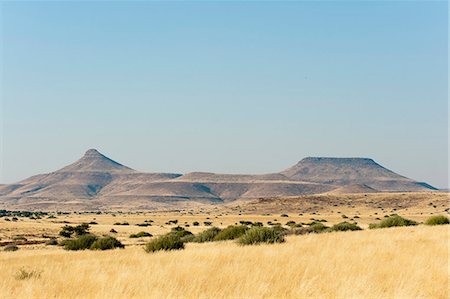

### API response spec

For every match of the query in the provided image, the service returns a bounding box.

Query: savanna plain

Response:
[1,192,449,299]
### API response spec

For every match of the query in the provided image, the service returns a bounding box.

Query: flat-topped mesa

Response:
[300,157,377,165]
[280,156,412,186]
[56,149,135,173]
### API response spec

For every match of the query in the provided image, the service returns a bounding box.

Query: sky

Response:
[0,1,448,188]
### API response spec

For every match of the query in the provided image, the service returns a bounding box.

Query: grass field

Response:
[0,225,448,299]
[0,192,449,298]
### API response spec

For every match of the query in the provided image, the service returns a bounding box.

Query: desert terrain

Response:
[0,191,448,299]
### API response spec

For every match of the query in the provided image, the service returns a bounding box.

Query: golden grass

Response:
[0,225,448,299]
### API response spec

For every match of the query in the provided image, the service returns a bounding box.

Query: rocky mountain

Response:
[0,150,437,210]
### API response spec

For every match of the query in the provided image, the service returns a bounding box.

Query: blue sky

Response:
[0,1,448,188]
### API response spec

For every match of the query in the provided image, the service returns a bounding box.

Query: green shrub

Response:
[309,222,329,233]
[369,215,417,229]
[328,222,362,232]
[214,225,249,241]
[192,221,199,226]
[59,223,90,238]
[170,227,194,242]
[193,227,221,243]
[145,234,184,253]
[425,215,450,225]
[4,244,19,251]
[90,236,124,250]
[129,231,152,238]
[63,235,97,251]
[237,227,285,245]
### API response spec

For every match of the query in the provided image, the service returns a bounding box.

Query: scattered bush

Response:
[214,225,249,241]
[280,214,289,217]
[369,215,417,229]
[328,222,362,232]
[203,221,212,226]
[59,223,90,238]
[425,215,450,225]
[308,222,329,233]
[4,244,19,252]
[192,221,199,226]
[170,227,194,242]
[91,236,124,250]
[129,231,152,238]
[62,235,97,251]
[110,229,118,233]
[114,222,129,226]
[145,234,184,253]
[193,227,221,243]
[238,227,285,245]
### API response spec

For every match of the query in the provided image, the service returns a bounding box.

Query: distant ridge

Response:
[0,150,437,211]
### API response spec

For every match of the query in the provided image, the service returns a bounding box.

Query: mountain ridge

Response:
[0,149,437,211]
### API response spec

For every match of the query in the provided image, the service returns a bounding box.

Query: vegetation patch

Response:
[90,237,124,250]
[214,225,249,241]
[145,234,184,253]
[14,267,42,280]
[4,244,19,252]
[425,215,450,225]
[238,227,285,245]
[62,235,98,250]
[193,227,221,243]
[369,215,417,229]
[328,222,362,232]
[129,231,152,238]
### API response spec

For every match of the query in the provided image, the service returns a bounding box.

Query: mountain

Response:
[0,150,437,211]
[281,157,436,191]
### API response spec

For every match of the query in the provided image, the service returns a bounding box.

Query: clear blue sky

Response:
[0,1,448,188]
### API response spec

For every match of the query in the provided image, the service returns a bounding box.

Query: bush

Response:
[425,215,450,225]
[203,221,212,226]
[145,234,184,253]
[193,227,221,243]
[192,221,199,226]
[91,236,124,250]
[329,222,362,232]
[14,267,42,280]
[129,231,152,238]
[238,227,285,245]
[309,222,329,233]
[369,215,417,229]
[63,235,97,251]
[59,223,90,238]
[214,225,249,241]
[170,227,194,242]
[4,244,19,252]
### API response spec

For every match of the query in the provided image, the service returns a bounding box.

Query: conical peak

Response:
[83,149,103,157]
[56,149,135,173]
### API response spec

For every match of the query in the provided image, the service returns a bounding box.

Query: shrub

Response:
[425,215,450,225]
[280,214,289,217]
[193,227,221,243]
[328,222,362,232]
[59,223,90,238]
[192,221,199,226]
[170,227,194,242]
[90,236,124,250]
[4,244,19,252]
[203,221,212,226]
[308,222,329,233]
[214,225,249,241]
[145,234,184,253]
[110,229,118,233]
[286,221,296,227]
[369,215,417,229]
[63,235,97,251]
[129,231,152,238]
[237,227,285,245]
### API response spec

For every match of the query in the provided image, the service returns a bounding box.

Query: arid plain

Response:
[1,191,448,299]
